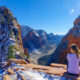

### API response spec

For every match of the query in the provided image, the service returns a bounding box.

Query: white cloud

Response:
[70,9,75,14]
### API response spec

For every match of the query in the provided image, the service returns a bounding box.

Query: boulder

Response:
[7,68,15,75]
[9,59,27,64]
[2,74,12,80]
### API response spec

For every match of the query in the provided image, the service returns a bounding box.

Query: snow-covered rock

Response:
[0,6,24,62]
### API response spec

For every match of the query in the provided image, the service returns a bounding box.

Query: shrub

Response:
[7,45,15,59]
[21,51,30,59]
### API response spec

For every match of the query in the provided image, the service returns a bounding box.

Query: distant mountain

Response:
[36,30,63,45]
[48,16,80,65]
[21,25,33,39]
[21,25,63,54]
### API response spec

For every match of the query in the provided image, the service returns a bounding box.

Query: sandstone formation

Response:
[1,59,80,80]
[9,59,27,64]
[0,6,24,62]
[2,74,12,80]
[7,68,15,75]
[48,16,80,64]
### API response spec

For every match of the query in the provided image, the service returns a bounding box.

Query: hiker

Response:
[67,44,80,75]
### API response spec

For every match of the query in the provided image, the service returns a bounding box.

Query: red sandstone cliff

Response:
[48,16,80,64]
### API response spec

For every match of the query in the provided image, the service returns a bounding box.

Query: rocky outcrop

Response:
[1,59,80,80]
[7,68,15,75]
[2,74,12,80]
[9,59,27,64]
[0,6,24,62]
[48,16,80,64]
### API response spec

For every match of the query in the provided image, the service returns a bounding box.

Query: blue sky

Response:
[0,0,80,35]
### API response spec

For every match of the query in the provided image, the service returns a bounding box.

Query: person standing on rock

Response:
[67,44,80,75]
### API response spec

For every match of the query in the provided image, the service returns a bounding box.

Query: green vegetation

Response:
[9,29,14,37]
[14,43,20,51]
[21,52,27,57]
[4,10,7,16]
[0,15,4,24]
[15,35,18,39]
[7,45,15,59]
[21,51,30,59]
[26,53,30,59]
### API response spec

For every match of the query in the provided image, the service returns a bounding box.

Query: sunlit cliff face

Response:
[0,6,24,62]
[48,16,80,64]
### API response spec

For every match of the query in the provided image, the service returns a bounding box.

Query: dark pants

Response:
[67,72,79,76]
